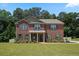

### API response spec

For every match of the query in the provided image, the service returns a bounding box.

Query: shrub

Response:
[55,33,62,41]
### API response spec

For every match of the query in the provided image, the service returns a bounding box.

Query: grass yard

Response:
[72,38,79,41]
[0,43,79,56]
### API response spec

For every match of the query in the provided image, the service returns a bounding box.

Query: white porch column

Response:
[23,34,25,40]
[16,31,18,40]
[16,33,18,42]
[16,33,18,39]
[29,33,31,42]
[43,33,45,42]
[37,33,38,43]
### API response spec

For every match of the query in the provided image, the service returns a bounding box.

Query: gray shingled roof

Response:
[39,19,64,24]
[15,18,64,24]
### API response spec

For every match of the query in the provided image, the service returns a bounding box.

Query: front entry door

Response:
[38,33,43,42]
[31,33,37,42]
[31,33,45,42]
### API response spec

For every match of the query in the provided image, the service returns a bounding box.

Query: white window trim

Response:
[50,24,56,31]
[19,23,28,30]
[34,24,41,30]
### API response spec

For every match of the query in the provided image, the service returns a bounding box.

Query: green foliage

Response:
[0,7,79,42]
[47,34,52,42]
[0,9,15,42]
[13,8,24,19]
[0,22,15,42]
[27,7,41,18]
[40,10,51,19]
[50,14,56,19]
[58,12,79,38]
[64,27,71,37]
[55,33,62,41]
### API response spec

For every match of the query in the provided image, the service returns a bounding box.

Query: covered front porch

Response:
[29,30,45,42]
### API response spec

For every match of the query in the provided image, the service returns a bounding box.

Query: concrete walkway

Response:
[39,42,79,44]
[69,41,79,43]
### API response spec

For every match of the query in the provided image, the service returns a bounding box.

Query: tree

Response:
[0,9,15,42]
[40,10,51,19]
[50,14,56,19]
[58,12,79,38]
[23,7,41,18]
[57,12,66,21]
[64,27,71,37]
[13,8,24,19]
[23,9,29,18]
[75,27,79,37]
[0,10,11,34]
[29,7,41,17]
[0,9,11,17]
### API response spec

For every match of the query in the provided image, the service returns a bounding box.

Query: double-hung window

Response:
[34,24,41,30]
[50,24,56,31]
[19,23,28,30]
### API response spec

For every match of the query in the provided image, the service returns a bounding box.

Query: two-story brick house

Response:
[15,18,64,43]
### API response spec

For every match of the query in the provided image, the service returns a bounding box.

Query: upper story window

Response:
[34,24,41,30]
[19,23,28,30]
[50,24,56,31]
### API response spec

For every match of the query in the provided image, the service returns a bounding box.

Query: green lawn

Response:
[0,43,79,56]
[72,38,79,41]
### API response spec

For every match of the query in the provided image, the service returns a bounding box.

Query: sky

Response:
[0,3,79,15]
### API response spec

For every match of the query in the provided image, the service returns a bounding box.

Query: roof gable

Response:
[39,19,64,24]
[15,19,28,25]
[15,18,64,25]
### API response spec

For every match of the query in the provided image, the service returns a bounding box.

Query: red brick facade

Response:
[16,19,64,43]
